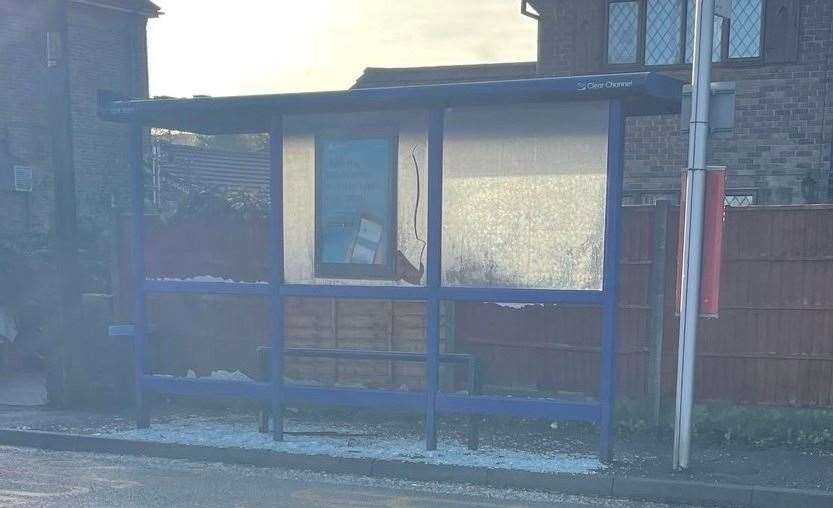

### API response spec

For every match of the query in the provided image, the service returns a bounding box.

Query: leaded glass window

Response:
[608,0,766,67]
[724,194,755,207]
[646,0,684,65]
[685,0,723,63]
[729,0,762,58]
[608,1,639,64]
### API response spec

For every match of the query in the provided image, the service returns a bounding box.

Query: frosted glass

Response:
[442,101,609,290]
[281,101,610,290]
[283,111,429,286]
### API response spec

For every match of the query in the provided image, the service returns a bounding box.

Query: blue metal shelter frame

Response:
[101,72,681,462]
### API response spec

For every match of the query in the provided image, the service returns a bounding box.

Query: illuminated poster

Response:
[315,132,397,279]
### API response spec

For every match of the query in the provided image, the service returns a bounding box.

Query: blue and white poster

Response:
[316,135,396,278]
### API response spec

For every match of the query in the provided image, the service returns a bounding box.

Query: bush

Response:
[163,185,268,224]
[692,403,833,449]
[615,398,833,450]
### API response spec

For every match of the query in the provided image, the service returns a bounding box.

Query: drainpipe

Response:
[824,19,833,203]
[45,0,81,407]
[521,1,554,76]
[829,132,833,202]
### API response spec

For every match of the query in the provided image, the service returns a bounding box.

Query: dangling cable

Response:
[411,145,427,265]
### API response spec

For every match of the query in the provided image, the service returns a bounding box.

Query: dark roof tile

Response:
[156,142,269,194]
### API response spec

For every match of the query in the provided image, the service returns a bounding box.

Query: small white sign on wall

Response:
[12,165,33,192]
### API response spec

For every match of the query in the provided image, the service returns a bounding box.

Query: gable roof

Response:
[353,62,539,89]
[155,142,269,194]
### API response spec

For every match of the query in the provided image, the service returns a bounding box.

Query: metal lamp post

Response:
[673,0,730,471]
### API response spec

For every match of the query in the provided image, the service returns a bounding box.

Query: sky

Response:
[146,1,537,98]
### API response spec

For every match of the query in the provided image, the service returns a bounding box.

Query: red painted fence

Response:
[456,205,833,407]
[117,205,833,407]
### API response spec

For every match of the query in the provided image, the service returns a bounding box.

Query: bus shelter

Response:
[100,72,682,462]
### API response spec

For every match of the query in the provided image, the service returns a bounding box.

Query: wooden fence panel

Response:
[116,216,438,389]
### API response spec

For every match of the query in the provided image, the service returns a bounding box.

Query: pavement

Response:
[0,446,676,507]
[3,404,832,494]
[0,406,831,507]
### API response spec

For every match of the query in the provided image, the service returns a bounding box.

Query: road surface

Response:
[0,446,684,507]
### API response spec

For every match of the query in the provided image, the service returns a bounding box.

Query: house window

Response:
[728,0,763,58]
[724,193,755,207]
[607,1,640,64]
[607,0,764,66]
[646,0,684,65]
[685,0,723,63]
[315,130,398,279]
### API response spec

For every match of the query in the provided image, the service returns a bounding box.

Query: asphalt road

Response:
[0,446,684,507]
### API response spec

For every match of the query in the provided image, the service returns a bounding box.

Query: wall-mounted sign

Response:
[13,165,33,192]
[315,130,397,279]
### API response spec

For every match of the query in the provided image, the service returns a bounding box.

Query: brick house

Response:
[0,0,159,237]
[355,0,833,206]
[0,0,159,402]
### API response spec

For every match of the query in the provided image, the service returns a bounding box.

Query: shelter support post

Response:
[424,108,445,450]
[269,116,286,441]
[599,99,625,462]
[129,121,149,429]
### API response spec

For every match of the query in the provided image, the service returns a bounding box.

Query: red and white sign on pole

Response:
[676,167,726,317]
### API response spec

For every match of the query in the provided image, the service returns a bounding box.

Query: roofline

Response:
[353,61,539,89]
[520,0,540,20]
[100,72,683,134]
[351,61,537,88]
[359,61,539,74]
[72,0,162,18]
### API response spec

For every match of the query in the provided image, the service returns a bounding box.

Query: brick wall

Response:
[0,2,52,236]
[68,3,149,226]
[0,0,152,237]
[533,0,833,205]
